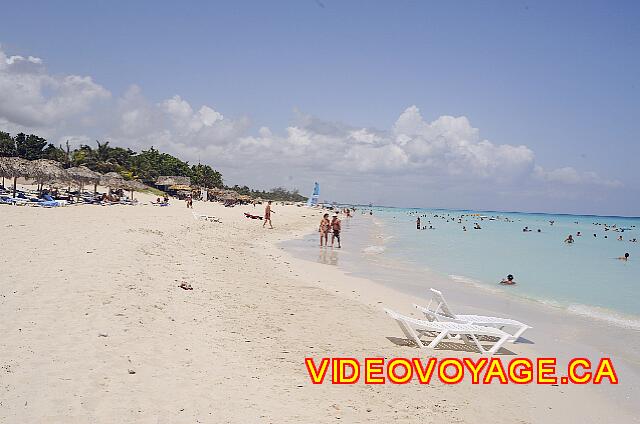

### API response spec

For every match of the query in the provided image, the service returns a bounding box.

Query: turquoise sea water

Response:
[355,207,640,329]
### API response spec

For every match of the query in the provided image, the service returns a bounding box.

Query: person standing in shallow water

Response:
[263,200,274,228]
[319,213,330,246]
[331,214,342,248]
[416,217,421,230]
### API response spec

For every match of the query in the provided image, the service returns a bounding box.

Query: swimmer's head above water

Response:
[500,274,516,285]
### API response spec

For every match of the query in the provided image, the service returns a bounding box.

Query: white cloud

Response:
[0,47,109,128]
[106,83,249,158]
[534,166,621,188]
[0,44,625,212]
[227,106,536,182]
[349,128,382,144]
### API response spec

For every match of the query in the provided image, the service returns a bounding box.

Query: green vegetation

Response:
[227,184,307,202]
[0,131,306,201]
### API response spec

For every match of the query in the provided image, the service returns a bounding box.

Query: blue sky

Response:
[1,1,639,215]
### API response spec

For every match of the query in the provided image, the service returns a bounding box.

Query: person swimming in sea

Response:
[564,234,574,243]
[618,253,630,261]
[500,274,516,285]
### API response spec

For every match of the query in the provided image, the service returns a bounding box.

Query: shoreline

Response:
[364,214,640,332]
[280,212,640,415]
[1,193,637,423]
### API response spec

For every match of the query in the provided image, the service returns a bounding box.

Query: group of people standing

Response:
[319,212,342,248]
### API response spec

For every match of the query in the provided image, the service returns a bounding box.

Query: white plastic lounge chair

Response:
[415,289,531,342]
[384,308,512,355]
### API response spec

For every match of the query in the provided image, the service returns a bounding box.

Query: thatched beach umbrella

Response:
[27,159,68,193]
[86,168,102,193]
[66,166,101,199]
[67,166,101,184]
[0,157,30,198]
[122,179,146,200]
[168,184,192,191]
[208,188,224,197]
[100,171,126,189]
[221,190,239,202]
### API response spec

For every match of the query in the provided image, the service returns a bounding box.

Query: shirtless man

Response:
[263,200,274,228]
[331,214,341,248]
[500,274,516,285]
[319,213,330,246]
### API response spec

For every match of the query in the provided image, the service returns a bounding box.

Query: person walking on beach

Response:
[331,213,342,248]
[319,213,330,246]
[263,200,274,228]
[186,194,193,208]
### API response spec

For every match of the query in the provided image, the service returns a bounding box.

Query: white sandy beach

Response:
[1,189,637,423]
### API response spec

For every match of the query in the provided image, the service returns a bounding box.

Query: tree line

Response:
[225,184,307,202]
[0,131,307,201]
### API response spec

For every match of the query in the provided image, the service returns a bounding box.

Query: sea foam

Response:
[363,245,386,254]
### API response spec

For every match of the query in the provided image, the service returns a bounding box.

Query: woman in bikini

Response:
[319,213,331,246]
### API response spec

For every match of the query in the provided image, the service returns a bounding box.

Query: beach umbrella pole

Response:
[13,177,17,198]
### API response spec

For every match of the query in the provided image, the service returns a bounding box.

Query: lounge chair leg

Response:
[427,330,449,349]
[396,321,425,348]
[488,334,511,355]
[467,334,487,354]
[510,326,528,342]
